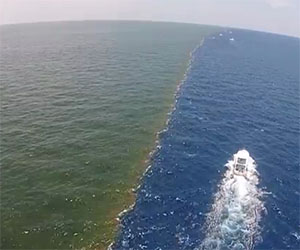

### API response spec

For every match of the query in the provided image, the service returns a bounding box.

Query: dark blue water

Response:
[114,30,300,250]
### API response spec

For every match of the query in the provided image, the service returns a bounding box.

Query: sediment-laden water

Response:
[0,21,218,249]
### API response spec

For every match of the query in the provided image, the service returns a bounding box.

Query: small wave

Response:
[199,151,265,250]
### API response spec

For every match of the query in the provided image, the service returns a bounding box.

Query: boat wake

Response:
[199,150,265,250]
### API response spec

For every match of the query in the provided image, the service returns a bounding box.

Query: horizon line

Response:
[0,19,299,39]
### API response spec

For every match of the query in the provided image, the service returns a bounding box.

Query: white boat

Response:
[227,149,256,198]
[232,149,251,176]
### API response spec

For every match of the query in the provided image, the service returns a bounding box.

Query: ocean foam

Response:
[199,152,265,250]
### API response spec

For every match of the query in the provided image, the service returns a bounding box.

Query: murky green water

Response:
[0,21,218,249]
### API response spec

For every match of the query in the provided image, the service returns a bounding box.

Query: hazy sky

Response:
[1,0,299,37]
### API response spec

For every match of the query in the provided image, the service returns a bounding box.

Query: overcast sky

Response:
[0,0,299,37]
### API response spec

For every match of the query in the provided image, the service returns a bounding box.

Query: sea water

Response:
[115,30,299,250]
[0,21,218,249]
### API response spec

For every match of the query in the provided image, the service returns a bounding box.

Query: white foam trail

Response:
[199,151,264,250]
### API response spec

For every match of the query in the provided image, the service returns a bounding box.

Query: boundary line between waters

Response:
[108,35,213,250]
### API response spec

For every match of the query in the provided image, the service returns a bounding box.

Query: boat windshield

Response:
[235,164,246,172]
[237,158,246,164]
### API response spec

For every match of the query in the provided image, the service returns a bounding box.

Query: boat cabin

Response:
[233,150,249,175]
